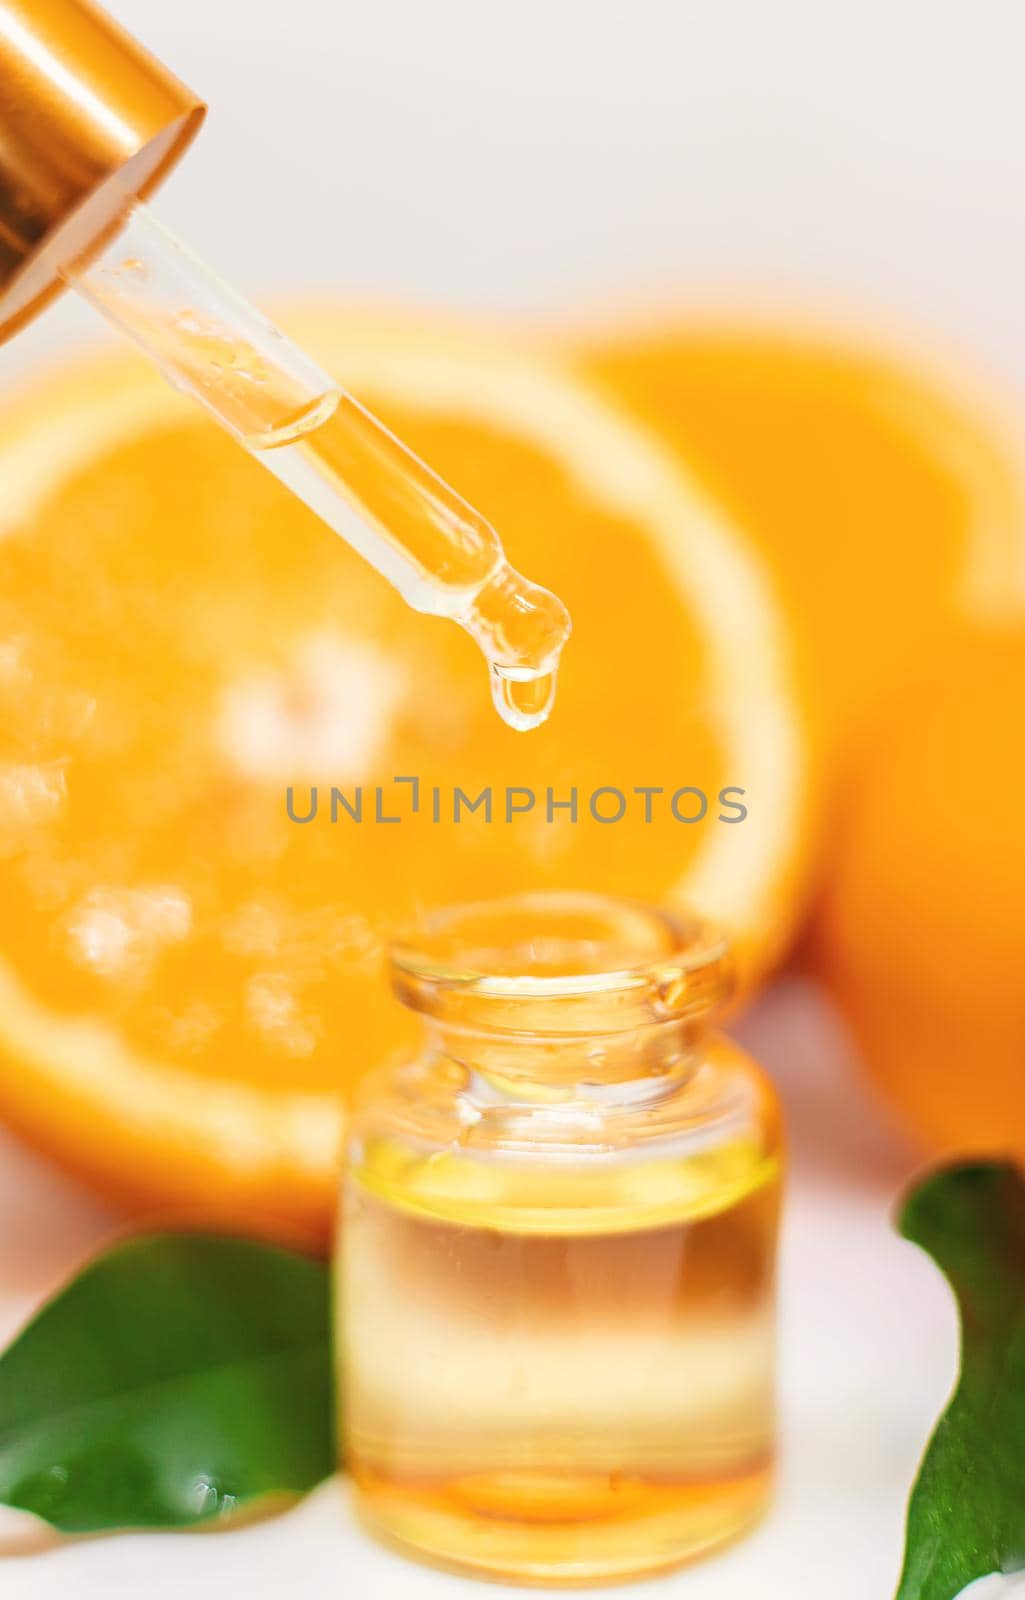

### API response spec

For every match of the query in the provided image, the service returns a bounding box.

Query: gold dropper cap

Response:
[0,0,204,340]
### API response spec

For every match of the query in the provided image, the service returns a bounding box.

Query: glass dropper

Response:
[67,204,571,731]
[0,0,570,731]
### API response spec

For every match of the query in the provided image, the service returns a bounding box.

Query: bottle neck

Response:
[422,1014,703,1100]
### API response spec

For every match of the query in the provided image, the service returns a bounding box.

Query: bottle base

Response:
[351,1464,772,1587]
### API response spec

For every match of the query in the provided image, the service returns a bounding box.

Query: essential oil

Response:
[338,892,782,1585]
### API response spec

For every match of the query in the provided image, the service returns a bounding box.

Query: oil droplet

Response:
[463,562,571,732]
[489,667,558,732]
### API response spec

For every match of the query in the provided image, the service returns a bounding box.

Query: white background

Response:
[9,0,1025,396]
[3,2,1025,1595]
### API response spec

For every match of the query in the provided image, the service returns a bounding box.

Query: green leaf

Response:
[0,1233,333,1533]
[896,1161,1025,1600]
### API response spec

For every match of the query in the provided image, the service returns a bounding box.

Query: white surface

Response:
[0,980,977,1597]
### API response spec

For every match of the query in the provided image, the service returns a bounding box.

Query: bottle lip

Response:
[390,891,733,1034]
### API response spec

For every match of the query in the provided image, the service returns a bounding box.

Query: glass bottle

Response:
[338,891,783,1586]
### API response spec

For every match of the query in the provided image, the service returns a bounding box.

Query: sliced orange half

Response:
[0,310,812,1242]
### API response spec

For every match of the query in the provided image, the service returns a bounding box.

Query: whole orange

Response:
[817,628,1025,1155]
[579,320,1025,763]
